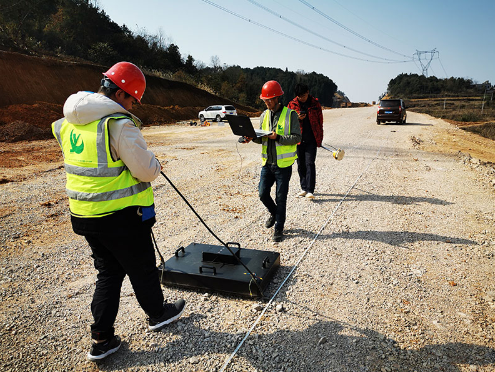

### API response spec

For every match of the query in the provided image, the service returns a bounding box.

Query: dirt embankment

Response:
[0,51,258,142]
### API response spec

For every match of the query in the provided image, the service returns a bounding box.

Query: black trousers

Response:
[259,163,292,231]
[297,142,317,193]
[85,228,164,341]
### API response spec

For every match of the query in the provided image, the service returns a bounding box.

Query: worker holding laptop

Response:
[239,80,301,242]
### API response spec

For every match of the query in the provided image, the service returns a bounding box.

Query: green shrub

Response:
[459,112,482,122]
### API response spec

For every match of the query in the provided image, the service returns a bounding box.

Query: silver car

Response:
[198,105,237,122]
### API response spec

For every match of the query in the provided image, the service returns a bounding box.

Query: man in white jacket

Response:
[52,62,185,361]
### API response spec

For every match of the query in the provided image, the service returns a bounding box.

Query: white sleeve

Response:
[109,119,161,182]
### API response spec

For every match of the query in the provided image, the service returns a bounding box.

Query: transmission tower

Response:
[414,48,438,77]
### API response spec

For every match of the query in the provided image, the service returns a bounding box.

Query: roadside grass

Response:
[462,122,495,140]
[406,96,495,140]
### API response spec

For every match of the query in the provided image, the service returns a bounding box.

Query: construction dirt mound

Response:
[0,102,63,142]
[0,121,52,142]
[0,51,258,142]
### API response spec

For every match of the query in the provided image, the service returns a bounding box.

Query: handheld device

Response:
[321,145,345,161]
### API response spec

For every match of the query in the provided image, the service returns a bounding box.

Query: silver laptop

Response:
[226,115,272,138]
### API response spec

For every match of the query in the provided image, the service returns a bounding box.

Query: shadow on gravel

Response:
[95,315,495,371]
[278,227,476,247]
[381,122,433,126]
[317,230,477,247]
[313,192,453,206]
[282,227,314,240]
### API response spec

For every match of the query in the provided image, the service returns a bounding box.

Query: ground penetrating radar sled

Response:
[158,242,280,299]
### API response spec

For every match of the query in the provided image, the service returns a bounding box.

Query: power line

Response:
[298,0,412,59]
[270,0,336,33]
[200,0,412,64]
[429,65,437,77]
[247,0,409,63]
[438,55,449,78]
[329,0,415,49]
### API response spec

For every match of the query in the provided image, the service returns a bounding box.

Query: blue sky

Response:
[98,0,494,103]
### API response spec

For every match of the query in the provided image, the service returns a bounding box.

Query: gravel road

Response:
[1,106,495,372]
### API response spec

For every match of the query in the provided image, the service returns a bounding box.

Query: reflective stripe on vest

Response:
[261,107,297,168]
[52,114,154,217]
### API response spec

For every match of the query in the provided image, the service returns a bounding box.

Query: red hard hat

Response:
[260,80,284,99]
[103,62,146,103]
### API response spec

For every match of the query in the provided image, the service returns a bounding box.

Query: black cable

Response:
[161,171,226,245]
[151,230,165,263]
[151,229,166,284]
[159,171,265,298]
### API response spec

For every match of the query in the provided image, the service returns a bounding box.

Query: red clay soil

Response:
[0,50,258,142]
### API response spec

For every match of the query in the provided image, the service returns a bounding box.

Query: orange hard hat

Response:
[103,62,146,103]
[260,80,284,99]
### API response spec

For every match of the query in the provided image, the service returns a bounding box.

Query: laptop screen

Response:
[226,115,271,138]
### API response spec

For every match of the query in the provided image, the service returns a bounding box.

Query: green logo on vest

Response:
[278,124,283,131]
[70,130,84,154]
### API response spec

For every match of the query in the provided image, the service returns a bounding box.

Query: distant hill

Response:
[387,73,492,99]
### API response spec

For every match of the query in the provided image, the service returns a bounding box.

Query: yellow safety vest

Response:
[261,106,297,168]
[52,114,154,218]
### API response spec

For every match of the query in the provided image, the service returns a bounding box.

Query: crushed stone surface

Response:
[1,107,495,371]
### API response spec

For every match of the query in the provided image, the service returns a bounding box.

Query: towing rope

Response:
[220,146,382,371]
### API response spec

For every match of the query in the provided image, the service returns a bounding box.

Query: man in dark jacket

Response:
[287,83,324,199]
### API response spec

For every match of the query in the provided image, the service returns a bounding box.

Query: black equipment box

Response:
[158,242,280,298]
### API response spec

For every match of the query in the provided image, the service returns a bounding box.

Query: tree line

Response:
[0,0,338,109]
[387,73,492,99]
